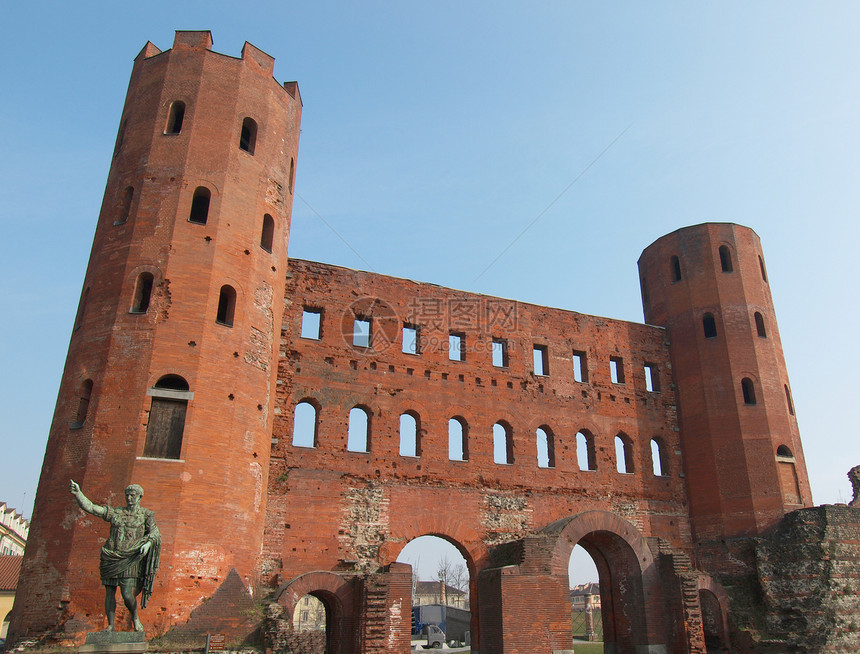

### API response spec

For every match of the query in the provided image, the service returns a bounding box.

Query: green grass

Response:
[570,643,605,654]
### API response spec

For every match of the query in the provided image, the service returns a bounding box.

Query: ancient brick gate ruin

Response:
[11,31,860,654]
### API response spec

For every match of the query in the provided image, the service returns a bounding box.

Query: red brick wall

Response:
[264,260,695,651]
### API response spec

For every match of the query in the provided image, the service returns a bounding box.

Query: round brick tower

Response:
[638,223,811,543]
[11,31,301,639]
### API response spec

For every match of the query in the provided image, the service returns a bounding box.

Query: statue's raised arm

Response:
[69,479,108,518]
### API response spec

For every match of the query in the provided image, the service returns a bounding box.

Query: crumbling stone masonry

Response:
[10,30,858,654]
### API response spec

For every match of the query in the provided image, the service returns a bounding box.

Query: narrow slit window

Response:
[536,426,555,468]
[399,412,420,457]
[644,363,660,392]
[448,417,468,461]
[754,312,767,338]
[117,186,134,225]
[301,308,322,340]
[784,384,795,416]
[449,332,464,361]
[189,187,211,224]
[289,157,295,193]
[216,285,236,327]
[347,406,370,452]
[492,339,508,368]
[402,325,419,355]
[741,377,757,405]
[260,214,275,252]
[74,287,90,332]
[703,313,717,339]
[759,255,768,282]
[651,438,668,476]
[71,379,93,428]
[610,356,625,384]
[165,101,185,134]
[533,345,549,376]
[576,431,596,471]
[670,255,682,282]
[572,350,588,383]
[719,245,733,272]
[131,272,154,313]
[353,317,371,348]
[493,422,513,465]
[292,401,317,448]
[615,434,635,474]
[239,117,257,154]
[114,118,127,157]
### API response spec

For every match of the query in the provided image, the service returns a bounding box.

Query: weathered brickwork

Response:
[11,30,857,654]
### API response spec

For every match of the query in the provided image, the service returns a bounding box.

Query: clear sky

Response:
[1,1,858,559]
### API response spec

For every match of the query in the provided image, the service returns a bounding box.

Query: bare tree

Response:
[435,555,468,595]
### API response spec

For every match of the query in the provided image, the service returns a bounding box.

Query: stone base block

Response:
[78,631,147,654]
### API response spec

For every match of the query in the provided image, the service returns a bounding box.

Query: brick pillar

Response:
[361,562,412,654]
[478,565,573,654]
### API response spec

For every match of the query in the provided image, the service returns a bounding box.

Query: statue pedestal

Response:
[79,631,147,654]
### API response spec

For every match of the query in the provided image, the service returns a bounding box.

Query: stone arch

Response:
[275,571,359,654]
[383,516,488,651]
[542,510,665,653]
[697,576,731,651]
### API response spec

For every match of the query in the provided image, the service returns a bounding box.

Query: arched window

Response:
[758,255,768,282]
[703,313,717,339]
[347,406,370,452]
[784,384,795,416]
[741,377,757,405]
[615,433,635,474]
[239,117,257,154]
[576,430,596,471]
[650,438,668,476]
[493,421,513,465]
[260,214,275,252]
[776,445,793,458]
[131,272,154,313]
[189,187,211,224]
[399,412,421,457]
[292,401,318,448]
[143,375,191,459]
[670,255,682,282]
[536,426,555,468]
[719,245,733,272]
[117,186,134,225]
[71,379,93,428]
[448,417,468,461]
[165,101,186,134]
[754,312,767,338]
[216,285,236,327]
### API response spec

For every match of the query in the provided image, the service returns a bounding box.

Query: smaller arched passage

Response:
[542,511,667,653]
[697,577,731,652]
[276,571,360,654]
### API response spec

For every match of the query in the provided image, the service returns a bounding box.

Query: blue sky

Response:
[2,3,858,581]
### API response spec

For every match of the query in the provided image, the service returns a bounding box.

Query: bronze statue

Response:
[69,480,160,632]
